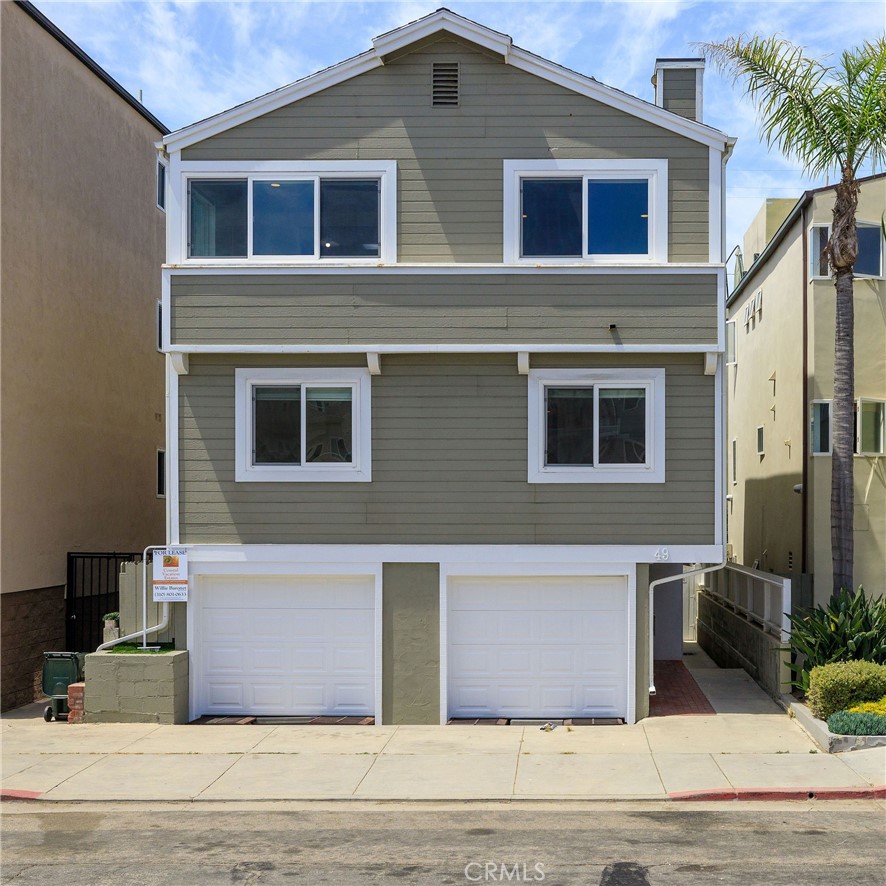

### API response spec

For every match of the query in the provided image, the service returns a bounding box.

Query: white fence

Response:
[699,563,792,642]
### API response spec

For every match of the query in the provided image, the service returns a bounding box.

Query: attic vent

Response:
[432,62,459,106]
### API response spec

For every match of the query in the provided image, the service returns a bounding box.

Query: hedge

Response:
[826,710,886,736]
[806,661,886,720]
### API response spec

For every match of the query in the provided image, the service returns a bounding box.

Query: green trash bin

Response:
[41,652,85,722]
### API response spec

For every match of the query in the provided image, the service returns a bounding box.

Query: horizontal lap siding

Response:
[170,273,718,346]
[179,353,715,545]
[182,39,709,262]
[661,69,697,121]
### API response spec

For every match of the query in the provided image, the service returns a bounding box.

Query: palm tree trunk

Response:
[828,171,859,596]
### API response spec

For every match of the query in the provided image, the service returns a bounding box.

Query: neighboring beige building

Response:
[726,175,886,605]
[0,2,168,709]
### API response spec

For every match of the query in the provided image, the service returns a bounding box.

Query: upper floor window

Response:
[504,160,668,263]
[179,161,396,263]
[156,158,168,211]
[811,223,884,279]
[528,368,665,483]
[234,367,372,482]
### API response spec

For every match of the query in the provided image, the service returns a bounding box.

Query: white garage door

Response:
[195,575,375,716]
[447,576,629,719]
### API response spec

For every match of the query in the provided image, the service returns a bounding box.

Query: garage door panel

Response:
[197,576,375,716]
[448,576,629,720]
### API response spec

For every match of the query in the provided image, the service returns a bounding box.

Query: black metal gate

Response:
[66,553,141,652]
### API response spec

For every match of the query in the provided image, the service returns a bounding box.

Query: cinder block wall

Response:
[696,591,788,699]
[84,650,189,724]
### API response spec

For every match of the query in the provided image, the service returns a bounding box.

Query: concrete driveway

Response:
[3,647,884,802]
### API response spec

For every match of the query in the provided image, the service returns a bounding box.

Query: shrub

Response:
[807,660,886,720]
[826,710,886,736]
[785,587,886,692]
[848,696,886,715]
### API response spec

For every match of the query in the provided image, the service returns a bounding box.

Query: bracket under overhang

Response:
[367,352,382,375]
[517,352,530,375]
[170,353,189,375]
[704,352,718,376]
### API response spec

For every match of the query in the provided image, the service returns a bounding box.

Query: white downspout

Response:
[648,561,726,694]
[96,545,169,651]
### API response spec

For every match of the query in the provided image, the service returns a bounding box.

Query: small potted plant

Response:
[102,611,121,643]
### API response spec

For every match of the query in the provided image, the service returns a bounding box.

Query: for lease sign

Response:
[153,548,188,601]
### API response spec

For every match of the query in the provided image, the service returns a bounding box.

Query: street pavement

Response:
[2,647,884,802]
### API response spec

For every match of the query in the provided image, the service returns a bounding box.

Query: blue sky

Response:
[34,0,885,252]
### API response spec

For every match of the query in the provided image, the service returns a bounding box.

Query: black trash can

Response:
[41,652,84,721]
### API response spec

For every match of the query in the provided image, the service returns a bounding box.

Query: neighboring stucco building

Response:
[726,174,886,605]
[0,2,168,709]
[158,10,735,725]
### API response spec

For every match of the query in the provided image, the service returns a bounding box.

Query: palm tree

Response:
[698,36,886,596]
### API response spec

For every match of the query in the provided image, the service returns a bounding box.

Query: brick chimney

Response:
[651,59,705,122]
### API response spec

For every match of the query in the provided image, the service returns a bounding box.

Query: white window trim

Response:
[810,222,884,280]
[725,320,736,366]
[857,397,886,457]
[173,160,396,265]
[756,425,765,457]
[811,399,832,456]
[156,449,166,499]
[503,159,668,264]
[235,367,372,483]
[528,368,665,484]
[156,156,168,211]
[731,438,737,485]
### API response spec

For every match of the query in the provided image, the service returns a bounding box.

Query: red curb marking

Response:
[1,790,42,801]
[669,786,886,801]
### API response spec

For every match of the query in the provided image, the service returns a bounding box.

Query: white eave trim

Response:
[372,10,511,60]
[161,13,732,154]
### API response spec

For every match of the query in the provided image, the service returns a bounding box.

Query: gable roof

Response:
[163,8,734,153]
[727,171,886,306]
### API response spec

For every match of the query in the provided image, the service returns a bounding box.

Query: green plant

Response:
[826,710,886,736]
[783,588,886,692]
[106,642,176,654]
[848,696,886,715]
[807,660,886,719]
[102,611,120,622]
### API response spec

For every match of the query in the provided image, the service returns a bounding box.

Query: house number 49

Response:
[654,548,670,561]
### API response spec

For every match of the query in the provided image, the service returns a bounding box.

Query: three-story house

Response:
[159,10,735,724]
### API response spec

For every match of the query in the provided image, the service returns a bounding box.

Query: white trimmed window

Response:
[180,161,396,263]
[528,368,665,483]
[810,223,884,279]
[503,160,668,263]
[811,401,831,455]
[235,368,371,482]
[156,158,168,211]
[756,425,765,456]
[858,398,885,456]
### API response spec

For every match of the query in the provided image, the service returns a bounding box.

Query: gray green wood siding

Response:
[170,272,718,346]
[661,69,697,121]
[182,38,710,262]
[178,353,715,545]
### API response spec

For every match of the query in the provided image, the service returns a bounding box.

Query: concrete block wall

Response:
[84,650,189,724]
[696,591,788,699]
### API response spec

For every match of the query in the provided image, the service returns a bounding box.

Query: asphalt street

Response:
[1,801,884,885]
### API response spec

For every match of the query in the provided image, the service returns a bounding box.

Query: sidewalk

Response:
[3,647,884,802]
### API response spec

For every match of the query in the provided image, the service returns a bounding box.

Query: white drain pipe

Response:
[96,545,169,651]
[648,561,726,695]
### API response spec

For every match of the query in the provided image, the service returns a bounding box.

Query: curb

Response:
[1,790,43,802]
[782,695,886,754]
[669,786,886,801]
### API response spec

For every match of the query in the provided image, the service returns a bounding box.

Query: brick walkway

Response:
[649,660,717,716]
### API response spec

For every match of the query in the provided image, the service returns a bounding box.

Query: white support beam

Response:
[517,352,530,375]
[704,352,718,376]
[367,352,382,375]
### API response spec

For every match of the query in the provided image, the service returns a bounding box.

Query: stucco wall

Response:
[0,5,166,604]
[382,563,441,725]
